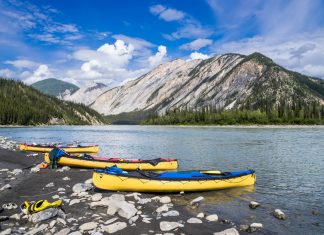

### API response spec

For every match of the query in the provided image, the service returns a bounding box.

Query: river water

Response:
[0,125,323,234]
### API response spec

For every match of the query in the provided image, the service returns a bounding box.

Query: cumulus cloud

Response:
[0,68,16,78]
[180,38,213,50]
[189,52,210,60]
[24,64,53,84]
[148,45,167,67]
[149,5,185,22]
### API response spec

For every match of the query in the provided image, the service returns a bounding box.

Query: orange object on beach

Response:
[39,162,48,169]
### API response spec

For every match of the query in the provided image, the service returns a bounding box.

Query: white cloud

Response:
[4,59,39,69]
[24,64,53,84]
[166,20,213,40]
[112,34,155,50]
[0,68,16,78]
[180,38,213,50]
[189,52,210,60]
[148,45,167,67]
[149,5,185,22]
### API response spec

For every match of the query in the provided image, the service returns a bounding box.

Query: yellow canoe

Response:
[19,144,99,153]
[93,168,256,192]
[44,154,178,171]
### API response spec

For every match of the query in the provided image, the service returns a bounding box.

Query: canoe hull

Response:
[44,155,178,171]
[92,171,256,192]
[19,144,99,153]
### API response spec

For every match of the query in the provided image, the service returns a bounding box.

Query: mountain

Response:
[32,78,79,97]
[63,82,108,106]
[91,52,324,116]
[0,78,106,125]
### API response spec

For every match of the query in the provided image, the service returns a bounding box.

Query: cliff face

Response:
[81,52,323,116]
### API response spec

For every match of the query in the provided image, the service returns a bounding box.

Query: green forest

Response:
[0,78,106,125]
[142,101,324,125]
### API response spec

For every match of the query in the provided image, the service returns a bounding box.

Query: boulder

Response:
[102,221,127,233]
[160,221,184,232]
[187,217,202,223]
[213,228,240,235]
[206,214,218,222]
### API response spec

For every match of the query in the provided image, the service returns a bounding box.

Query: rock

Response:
[25,224,48,235]
[126,192,141,200]
[187,217,202,223]
[79,222,98,231]
[160,196,171,204]
[29,208,58,223]
[9,213,20,220]
[197,212,204,218]
[160,221,184,232]
[103,221,127,233]
[156,204,169,213]
[11,169,23,175]
[57,217,67,225]
[129,215,139,224]
[54,228,70,235]
[162,210,179,217]
[206,214,218,222]
[69,199,81,206]
[142,217,152,223]
[190,196,204,206]
[68,232,82,235]
[239,224,249,231]
[0,216,9,222]
[0,168,9,172]
[58,188,65,192]
[180,191,185,195]
[62,176,70,181]
[50,220,57,228]
[72,183,92,193]
[213,228,240,235]
[105,217,118,225]
[52,195,60,199]
[249,201,260,209]
[84,178,93,184]
[0,228,11,235]
[30,166,40,173]
[273,209,287,220]
[0,184,11,191]
[137,198,151,204]
[109,194,125,201]
[91,232,103,235]
[45,182,55,187]
[249,223,263,232]
[57,166,71,172]
[92,193,103,202]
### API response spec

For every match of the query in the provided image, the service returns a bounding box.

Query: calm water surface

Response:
[0,125,323,234]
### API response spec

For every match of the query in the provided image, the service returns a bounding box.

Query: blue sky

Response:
[0,0,324,86]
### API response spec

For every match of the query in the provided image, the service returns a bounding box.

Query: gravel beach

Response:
[0,148,244,235]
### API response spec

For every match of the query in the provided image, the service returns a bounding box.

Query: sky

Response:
[0,0,324,87]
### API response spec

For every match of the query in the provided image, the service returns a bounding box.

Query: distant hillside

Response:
[32,78,79,97]
[0,78,106,125]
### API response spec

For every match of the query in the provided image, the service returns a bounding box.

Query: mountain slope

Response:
[91,52,324,116]
[0,78,106,125]
[63,82,108,106]
[32,78,79,97]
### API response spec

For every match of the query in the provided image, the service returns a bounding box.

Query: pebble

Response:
[249,201,260,209]
[52,195,60,199]
[92,193,103,202]
[30,166,40,173]
[160,196,171,204]
[190,196,204,206]
[0,184,11,191]
[57,188,65,192]
[102,221,127,233]
[160,221,184,232]
[72,183,92,193]
[206,214,218,222]
[69,199,81,206]
[0,228,12,235]
[104,217,118,225]
[187,217,203,223]
[197,212,204,218]
[49,220,57,228]
[162,210,179,217]
[67,232,82,235]
[25,224,48,235]
[11,169,23,175]
[213,228,240,235]
[84,178,93,184]
[57,166,71,172]
[79,222,98,231]
[156,205,169,213]
[45,182,54,188]
[249,223,263,232]
[62,177,70,181]
[273,209,287,220]
[54,228,70,235]
[57,217,67,225]
[129,215,139,224]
